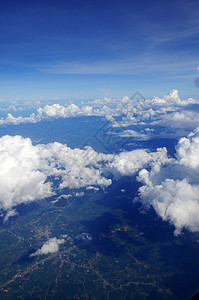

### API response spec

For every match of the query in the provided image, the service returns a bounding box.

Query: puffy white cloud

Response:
[0,135,113,216]
[0,90,198,130]
[30,237,65,256]
[151,89,198,107]
[0,134,169,218]
[0,104,90,125]
[37,103,81,118]
[3,126,199,236]
[0,135,52,212]
[37,142,113,190]
[137,127,199,235]
[138,179,199,235]
[175,127,199,169]
[0,112,38,125]
[153,110,199,130]
[107,147,170,178]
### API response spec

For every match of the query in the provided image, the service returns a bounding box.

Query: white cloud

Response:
[119,129,149,140]
[37,103,81,118]
[153,110,199,130]
[0,135,113,216]
[86,186,99,191]
[3,209,18,223]
[175,127,199,169]
[0,135,52,212]
[30,237,65,256]
[1,90,199,237]
[138,178,199,236]
[137,127,199,235]
[2,124,199,236]
[107,147,170,178]
[0,134,169,218]
[37,142,113,190]
[151,89,198,107]
[0,90,198,130]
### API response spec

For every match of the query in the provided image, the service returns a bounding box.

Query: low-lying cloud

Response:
[0,135,52,213]
[1,123,199,235]
[137,127,199,235]
[30,237,65,256]
[0,90,198,132]
[0,135,166,221]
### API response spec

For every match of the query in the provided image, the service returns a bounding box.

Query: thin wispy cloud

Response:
[0,0,198,99]
[43,55,198,77]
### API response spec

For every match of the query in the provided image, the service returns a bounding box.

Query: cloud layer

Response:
[1,90,198,136]
[0,135,111,219]
[1,120,199,235]
[0,135,166,220]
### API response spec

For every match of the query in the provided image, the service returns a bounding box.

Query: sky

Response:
[0,0,199,101]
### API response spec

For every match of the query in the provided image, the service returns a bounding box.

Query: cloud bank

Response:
[0,135,166,221]
[1,112,199,235]
[0,90,198,134]
[0,135,111,219]
[137,127,199,235]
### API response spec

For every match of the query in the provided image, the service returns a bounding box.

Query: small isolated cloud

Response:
[30,238,65,257]
[3,209,18,223]
[119,129,149,140]
[137,127,199,235]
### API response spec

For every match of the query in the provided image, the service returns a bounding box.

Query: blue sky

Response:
[0,0,199,101]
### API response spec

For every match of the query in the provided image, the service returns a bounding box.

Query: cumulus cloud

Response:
[151,89,198,107]
[153,110,199,130]
[0,90,198,131]
[0,135,52,212]
[137,127,199,235]
[138,178,199,235]
[0,103,92,125]
[0,102,112,125]
[107,148,170,178]
[0,135,112,217]
[2,124,199,235]
[30,237,65,257]
[0,134,169,219]
[37,103,81,118]
[175,127,199,169]
[37,142,113,190]
[0,89,199,149]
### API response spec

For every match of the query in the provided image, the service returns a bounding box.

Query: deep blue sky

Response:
[0,0,199,101]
